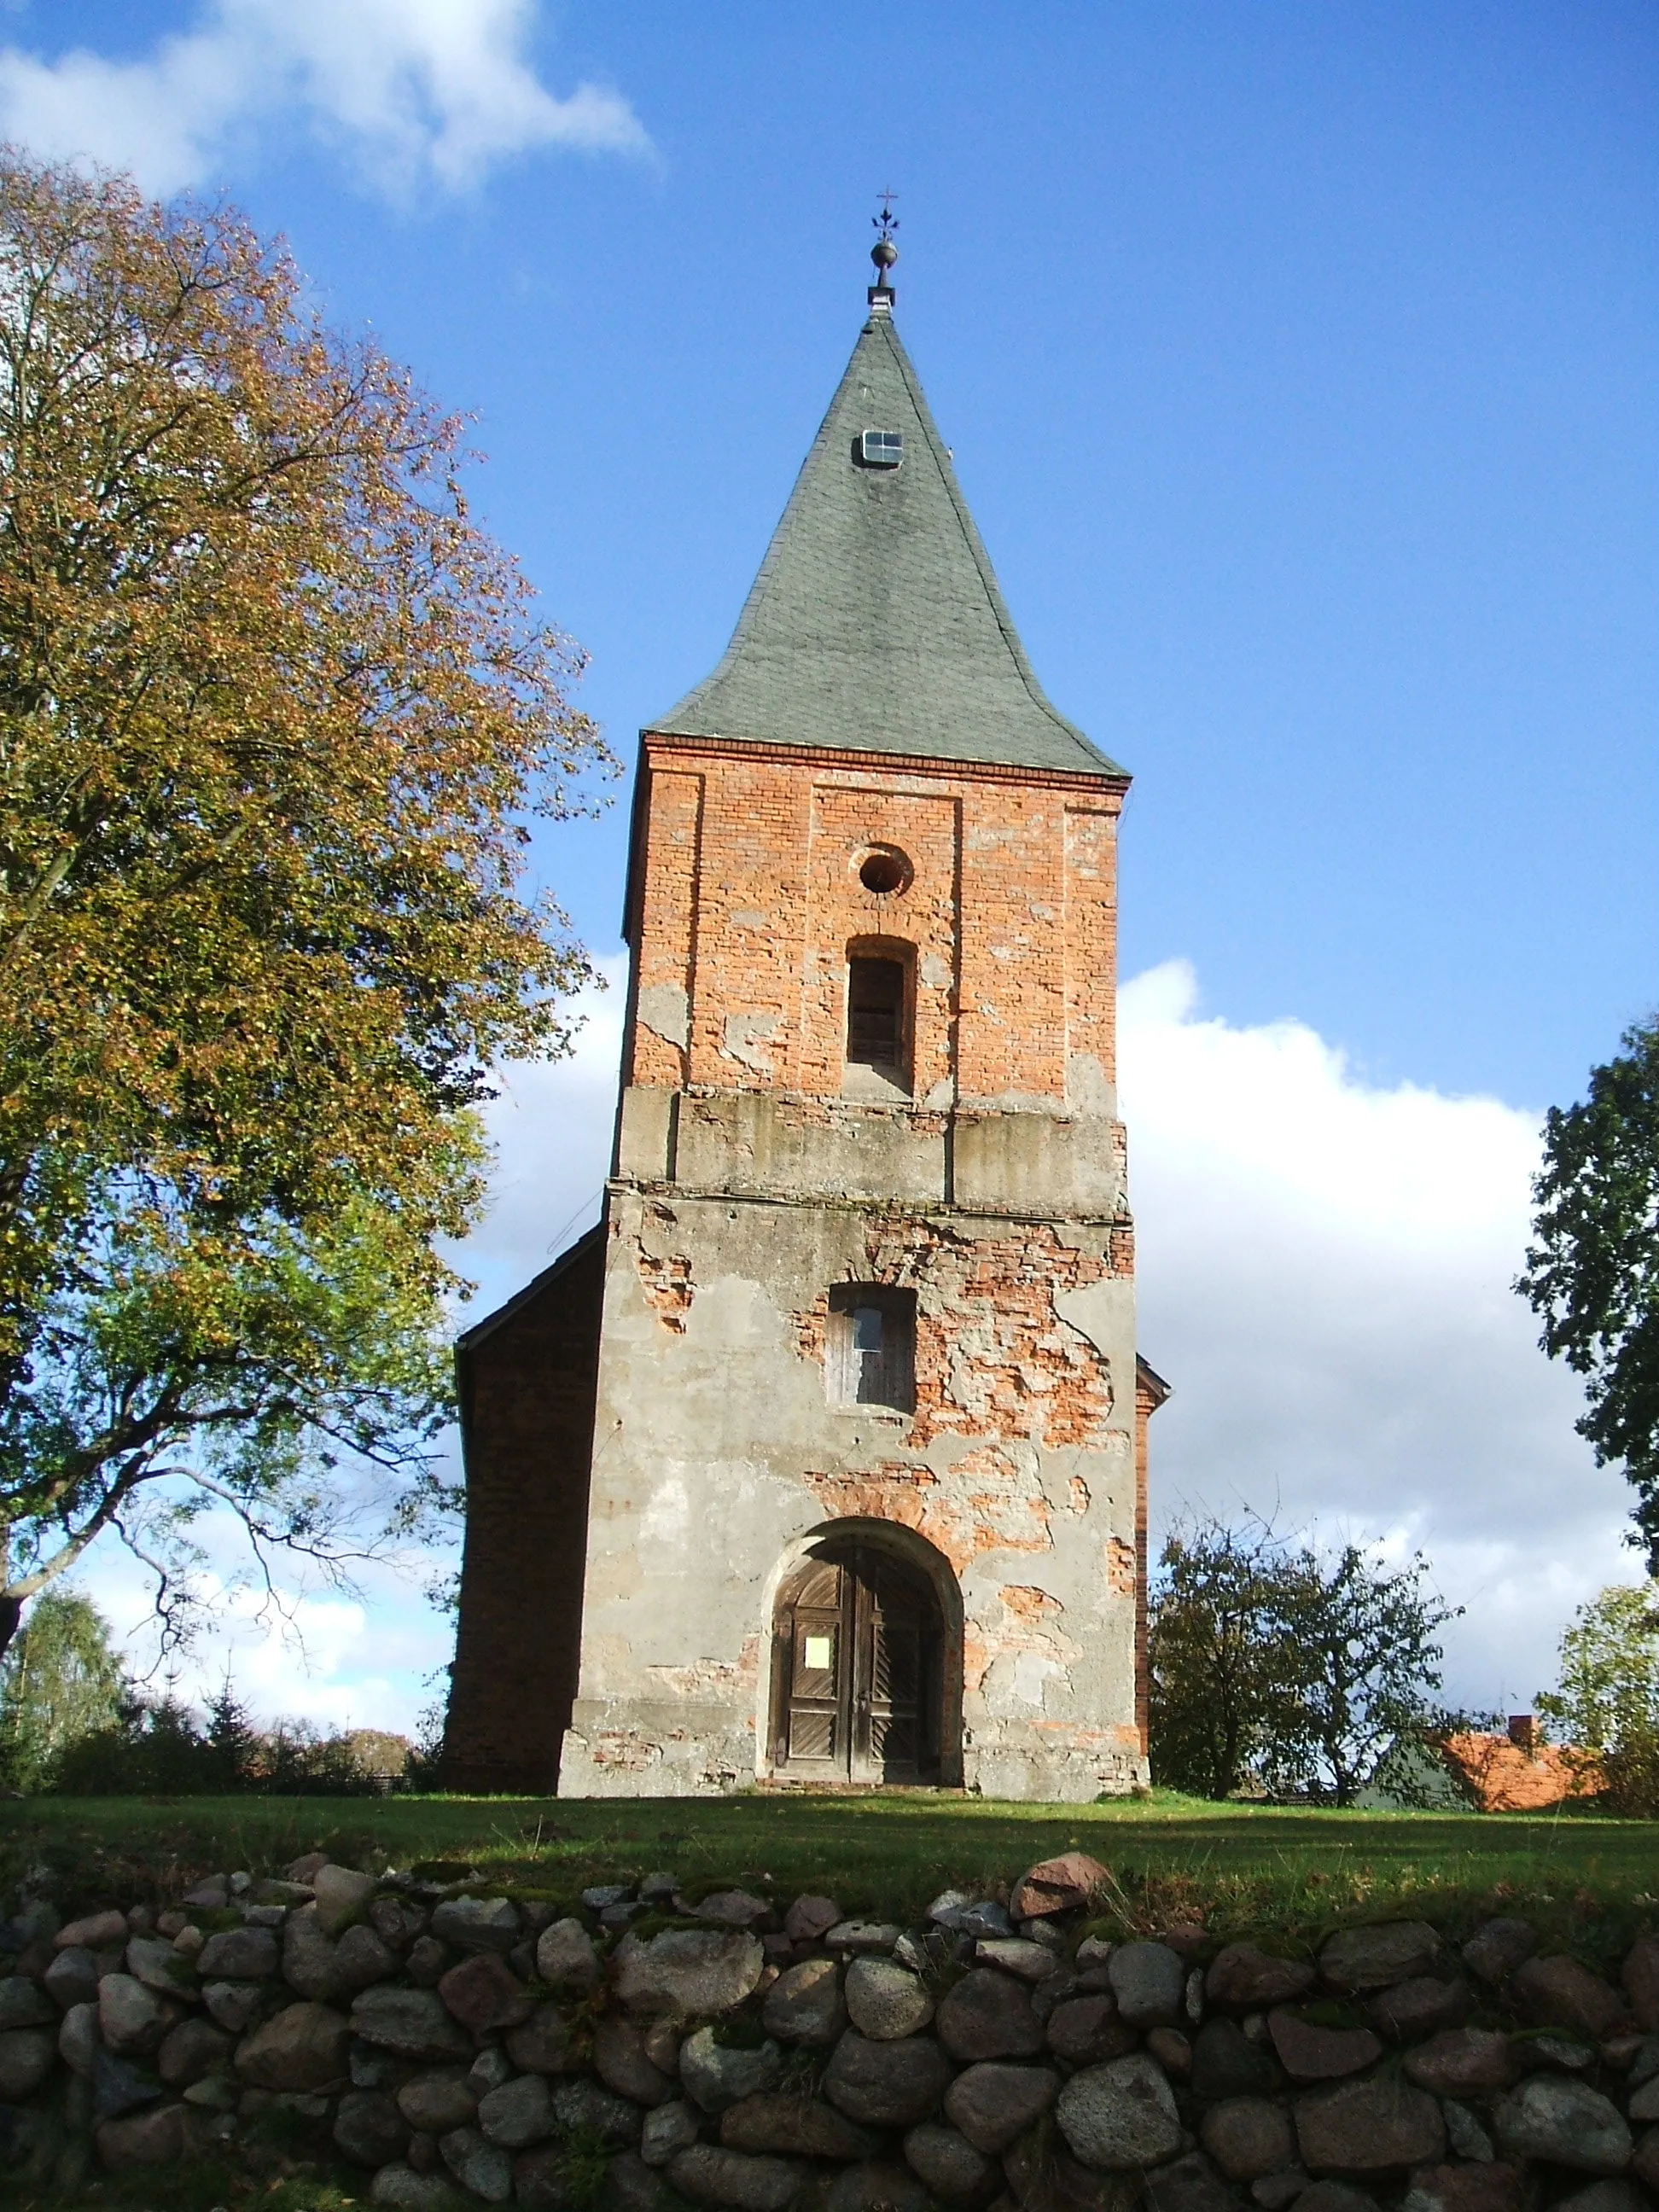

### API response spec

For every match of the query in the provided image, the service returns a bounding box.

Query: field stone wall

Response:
[1,1851,1657,2210]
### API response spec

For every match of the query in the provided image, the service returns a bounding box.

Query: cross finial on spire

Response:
[869,189,899,313]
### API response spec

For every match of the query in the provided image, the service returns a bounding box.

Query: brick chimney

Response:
[1508,1714,1537,1755]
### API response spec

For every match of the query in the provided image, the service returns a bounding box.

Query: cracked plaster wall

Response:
[559,1178,1144,1802]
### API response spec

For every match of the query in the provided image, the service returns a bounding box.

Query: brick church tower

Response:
[444,255,1167,1801]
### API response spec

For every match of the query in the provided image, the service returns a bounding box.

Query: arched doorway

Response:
[767,1533,945,1784]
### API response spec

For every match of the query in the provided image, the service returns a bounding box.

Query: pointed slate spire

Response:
[655,306,1123,777]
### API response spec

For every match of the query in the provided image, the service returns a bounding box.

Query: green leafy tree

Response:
[1517,1016,1659,1569]
[0,1586,127,1790]
[0,154,614,1656]
[1260,1541,1458,1807]
[1148,1516,1303,1798]
[1150,1516,1458,1804]
[1537,1583,1659,1816]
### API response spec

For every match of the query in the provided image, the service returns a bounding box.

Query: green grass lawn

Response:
[5,1789,1656,1955]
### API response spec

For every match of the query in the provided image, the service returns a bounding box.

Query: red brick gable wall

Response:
[442,1234,605,1793]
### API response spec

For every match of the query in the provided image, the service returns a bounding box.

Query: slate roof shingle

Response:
[654,308,1124,779]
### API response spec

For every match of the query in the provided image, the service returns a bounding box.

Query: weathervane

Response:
[869,189,899,311]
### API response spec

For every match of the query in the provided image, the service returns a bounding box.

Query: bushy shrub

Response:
[1601,1734,1659,1817]
[3,1586,427,1796]
[44,1678,418,1797]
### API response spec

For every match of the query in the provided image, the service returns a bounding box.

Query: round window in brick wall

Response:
[856,845,912,896]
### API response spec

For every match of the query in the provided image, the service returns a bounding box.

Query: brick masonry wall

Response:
[443,1234,606,1793]
[625,736,1125,1112]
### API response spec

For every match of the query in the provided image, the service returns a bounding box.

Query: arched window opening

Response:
[844,942,912,1097]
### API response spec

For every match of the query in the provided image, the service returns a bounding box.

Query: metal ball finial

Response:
[869,189,899,298]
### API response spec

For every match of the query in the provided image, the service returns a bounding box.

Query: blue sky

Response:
[8,1,1654,1733]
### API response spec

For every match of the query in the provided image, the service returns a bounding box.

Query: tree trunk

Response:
[0,1592,20,1663]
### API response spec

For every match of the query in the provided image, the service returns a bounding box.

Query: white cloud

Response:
[0,0,649,199]
[1121,958,1632,1714]
[450,952,626,1314]
[73,1528,449,1737]
[67,958,1633,1735]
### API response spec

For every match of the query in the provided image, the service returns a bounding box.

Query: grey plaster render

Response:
[559,1164,1142,1802]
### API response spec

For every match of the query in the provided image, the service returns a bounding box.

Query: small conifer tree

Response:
[203,1675,260,1791]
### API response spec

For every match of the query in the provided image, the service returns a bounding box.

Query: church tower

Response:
[445,248,1166,1802]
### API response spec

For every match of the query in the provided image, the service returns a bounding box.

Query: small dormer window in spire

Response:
[861,429,904,469]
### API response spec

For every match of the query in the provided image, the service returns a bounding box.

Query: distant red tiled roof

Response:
[1441,1731,1603,1812]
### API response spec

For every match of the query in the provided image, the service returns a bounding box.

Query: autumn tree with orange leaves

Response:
[0,153,613,1659]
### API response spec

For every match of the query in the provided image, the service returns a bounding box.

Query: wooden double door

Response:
[769,1537,942,1784]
